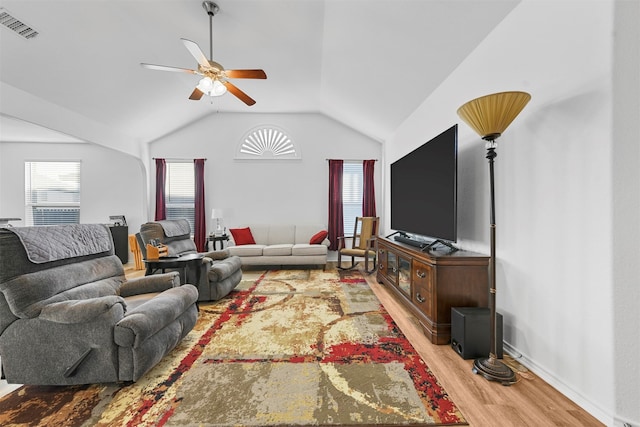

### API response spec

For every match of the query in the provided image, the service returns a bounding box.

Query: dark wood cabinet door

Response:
[386,251,397,286]
[412,260,433,319]
[398,256,411,297]
[377,246,388,277]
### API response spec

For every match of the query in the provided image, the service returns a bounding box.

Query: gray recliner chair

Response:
[0,223,199,385]
[139,219,242,301]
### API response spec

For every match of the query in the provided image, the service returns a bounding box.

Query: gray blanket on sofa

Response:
[8,224,112,263]
[158,219,191,237]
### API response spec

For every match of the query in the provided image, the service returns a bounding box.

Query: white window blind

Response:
[165,161,195,233]
[24,161,81,226]
[343,162,363,234]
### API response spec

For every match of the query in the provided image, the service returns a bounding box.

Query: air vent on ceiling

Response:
[0,8,39,39]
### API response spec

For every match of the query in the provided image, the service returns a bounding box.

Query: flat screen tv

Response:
[391,124,458,249]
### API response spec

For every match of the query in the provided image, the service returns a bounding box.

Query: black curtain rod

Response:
[325,159,378,162]
[152,158,207,161]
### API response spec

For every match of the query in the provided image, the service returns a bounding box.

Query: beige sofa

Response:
[227,224,329,267]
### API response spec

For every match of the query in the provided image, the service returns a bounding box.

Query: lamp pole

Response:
[487,142,498,361]
[472,139,516,385]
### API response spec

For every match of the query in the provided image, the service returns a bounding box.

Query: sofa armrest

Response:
[38,296,125,324]
[114,284,198,348]
[209,255,242,281]
[202,249,230,260]
[118,272,180,297]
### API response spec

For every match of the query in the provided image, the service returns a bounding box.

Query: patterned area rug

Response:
[0,267,467,426]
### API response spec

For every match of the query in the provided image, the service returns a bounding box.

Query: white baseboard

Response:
[613,415,639,427]
[503,342,619,426]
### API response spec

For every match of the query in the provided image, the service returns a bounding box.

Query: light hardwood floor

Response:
[358,266,604,427]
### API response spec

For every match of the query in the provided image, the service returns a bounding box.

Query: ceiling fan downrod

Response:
[202,1,219,61]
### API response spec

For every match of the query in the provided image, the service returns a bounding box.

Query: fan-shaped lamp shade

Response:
[457,91,531,141]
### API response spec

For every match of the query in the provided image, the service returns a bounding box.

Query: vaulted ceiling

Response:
[0,0,517,151]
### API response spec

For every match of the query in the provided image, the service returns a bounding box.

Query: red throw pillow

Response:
[229,227,256,245]
[309,230,328,245]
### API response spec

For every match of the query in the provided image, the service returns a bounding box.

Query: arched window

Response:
[235,125,300,159]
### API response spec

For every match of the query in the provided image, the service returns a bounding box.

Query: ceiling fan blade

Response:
[225,69,267,79]
[141,63,198,74]
[181,38,210,69]
[189,87,205,101]
[222,81,256,106]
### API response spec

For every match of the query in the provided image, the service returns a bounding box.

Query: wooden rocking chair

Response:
[337,216,379,273]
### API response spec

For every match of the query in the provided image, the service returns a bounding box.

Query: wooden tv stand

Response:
[376,236,489,345]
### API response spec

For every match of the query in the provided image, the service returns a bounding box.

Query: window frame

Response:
[342,161,364,234]
[164,160,196,233]
[24,160,81,226]
[235,125,300,159]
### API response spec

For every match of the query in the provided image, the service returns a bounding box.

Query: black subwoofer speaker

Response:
[451,307,503,360]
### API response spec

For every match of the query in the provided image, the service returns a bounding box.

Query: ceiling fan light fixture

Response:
[197,76,213,92]
[196,76,227,96]
[212,79,227,96]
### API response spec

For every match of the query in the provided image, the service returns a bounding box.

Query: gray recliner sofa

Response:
[0,223,199,385]
[139,219,242,301]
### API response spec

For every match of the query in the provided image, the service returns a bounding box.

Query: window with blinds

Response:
[24,161,81,226]
[165,161,195,232]
[343,162,363,234]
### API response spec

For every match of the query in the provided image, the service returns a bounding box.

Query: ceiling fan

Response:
[140,1,266,105]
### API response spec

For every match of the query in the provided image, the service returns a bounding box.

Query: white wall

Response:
[0,141,147,260]
[611,1,640,425]
[149,112,382,231]
[386,1,635,425]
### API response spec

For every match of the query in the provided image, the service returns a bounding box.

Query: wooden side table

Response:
[207,234,229,251]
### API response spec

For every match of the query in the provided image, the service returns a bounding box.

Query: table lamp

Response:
[211,208,224,236]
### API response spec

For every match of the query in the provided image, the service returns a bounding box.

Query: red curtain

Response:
[194,159,206,252]
[154,158,166,221]
[363,159,377,217]
[328,160,344,251]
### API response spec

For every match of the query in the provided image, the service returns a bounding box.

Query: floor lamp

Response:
[457,91,531,385]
